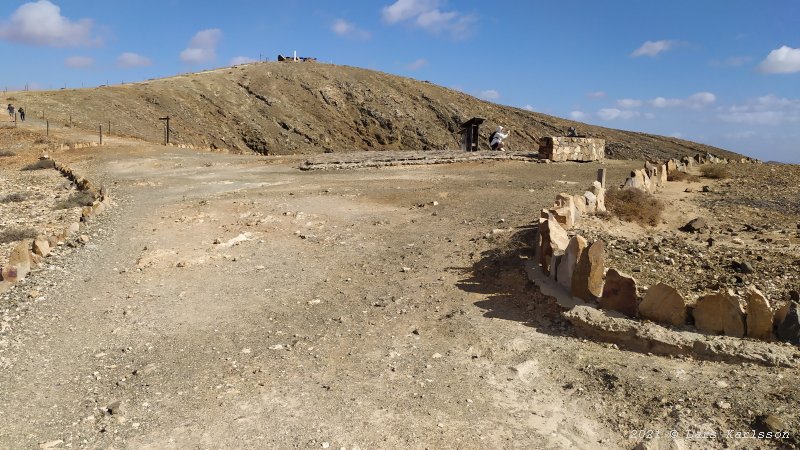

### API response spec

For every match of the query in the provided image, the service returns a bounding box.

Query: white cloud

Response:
[616,98,642,108]
[570,110,587,120]
[670,132,684,138]
[479,89,499,101]
[180,28,222,64]
[651,92,716,109]
[381,0,475,40]
[523,104,535,112]
[331,19,371,40]
[117,52,152,68]
[597,108,640,121]
[229,56,256,66]
[587,91,606,99]
[717,94,800,125]
[64,55,93,68]
[757,45,800,74]
[405,58,428,70]
[0,0,98,47]
[631,40,677,57]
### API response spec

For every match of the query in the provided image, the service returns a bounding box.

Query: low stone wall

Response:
[529,163,799,358]
[0,159,110,292]
[538,137,605,162]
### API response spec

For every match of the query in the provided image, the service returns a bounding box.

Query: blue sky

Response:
[1,0,798,162]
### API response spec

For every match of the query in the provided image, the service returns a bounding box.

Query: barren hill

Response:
[6,61,742,160]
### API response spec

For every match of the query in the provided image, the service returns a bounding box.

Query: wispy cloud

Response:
[718,94,800,125]
[405,58,428,70]
[117,52,152,68]
[757,45,800,74]
[651,92,716,109]
[382,0,476,40]
[587,91,606,99]
[229,56,256,65]
[616,98,642,108]
[478,89,499,101]
[597,108,640,121]
[0,0,99,47]
[64,55,93,68]
[570,110,587,120]
[523,104,535,112]
[631,40,677,57]
[331,19,371,40]
[180,28,221,64]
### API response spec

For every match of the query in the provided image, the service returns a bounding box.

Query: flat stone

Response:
[640,283,687,326]
[693,291,745,337]
[744,286,773,341]
[599,268,638,317]
[557,235,587,291]
[572,240,604,302]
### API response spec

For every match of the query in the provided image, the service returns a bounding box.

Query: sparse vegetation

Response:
[21,159,55,171]
[0,192,29,203]
[53,191,95,210]
[0,227,37,244]
[605,187,664,227]
[667,171,700,182]
[0,150,15,157]
[700,164,732,179]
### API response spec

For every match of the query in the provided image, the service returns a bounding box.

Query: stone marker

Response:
[596,168,606,189]
[550,193,578,230]
[639,283,687,326]
[583,191,597,213]
[557,235,587,291]
[776,301,800,345]
[744,286,773,341]
[599,268,638,317]
[590,181,606,213]
[32,238,51,257]
[573,194,587,215]
[693,291,745,337]
[0,240,33,283]
[539,215,570,275]
[572,240,604,301]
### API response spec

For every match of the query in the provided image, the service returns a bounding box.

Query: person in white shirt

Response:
[490,126,509,151]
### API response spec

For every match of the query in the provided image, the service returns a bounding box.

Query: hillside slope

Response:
[5,62,742,160]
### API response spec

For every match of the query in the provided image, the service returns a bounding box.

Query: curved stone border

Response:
[0,159,111,292]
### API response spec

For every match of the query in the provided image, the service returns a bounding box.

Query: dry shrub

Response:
[700,164,731,179]
[54,191,95,210]
[668,171,699,182]
[0,150,15,157]
[606,187,664,227]
[0,227,37,244]
[0,192,29,203]
[21,159,55,171]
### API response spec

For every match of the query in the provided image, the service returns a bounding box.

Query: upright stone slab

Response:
[659,164,668,184]
[693,291,745,337]
[557,235,587,291]
[572,240,604,301]
[573,194,587,215]
[582,191,597,213]
[539,215,569,275]
[639,283,687,326]
[596,168,606,189]
[0,240,33,283]
[590,181,606,213]
[776,301,800,345]
[745,286,773,341]
[550,193,578,229]
[599,268,638,317]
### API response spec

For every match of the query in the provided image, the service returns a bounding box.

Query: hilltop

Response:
[5,61,742,161]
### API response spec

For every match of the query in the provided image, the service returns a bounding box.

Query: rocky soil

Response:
[0,124,798,449]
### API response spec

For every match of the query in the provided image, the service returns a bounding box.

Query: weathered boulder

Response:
[744,286,773,341]
[0,240,33,283]
[557,235,587,291]
[572,240,605,301]
[539,215,570,275]
[624,169,648,192]
[590,181,606,213]
[599,268,638,317]
[693,291,745,337]
[776,302,800,345]
[549,193,578,229]
[573,194,587,215]
[583,191,597,213]
[639,283,687,326]
[32,238,51,257]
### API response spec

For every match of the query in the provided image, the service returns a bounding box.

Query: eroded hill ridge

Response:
[7,61,743,160]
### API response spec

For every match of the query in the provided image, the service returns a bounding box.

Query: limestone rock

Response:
[639,283,687,326]
[589,181,606,213]
[557,235,587,291]
[538,137,605,162]
[1,240,33,283]
[599,268,638,317]
[776,301,800,345]
[572,240,604,301]
[583,191,596,213]
[693,291,745,337]
[573,194,587,215]
[539,215,569,275]
[744,286,773,341]
[681,217,707,233]
[549,193,578,230]
[32,238,51,257]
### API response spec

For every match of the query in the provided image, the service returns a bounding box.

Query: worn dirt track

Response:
[1,125,798,449]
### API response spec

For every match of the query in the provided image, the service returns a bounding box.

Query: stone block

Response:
[745,286,773,341]
[538,137,605,162]
[599,268,638,317]
[639,283,687,326]
[693,291,745,337]
[557,235,586,291]
[572,240,604,301]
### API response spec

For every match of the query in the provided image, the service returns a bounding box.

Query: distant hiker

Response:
[567,127,577,137]
[6,104,13,119]
[18,107,25,121]
[489,126,509,151]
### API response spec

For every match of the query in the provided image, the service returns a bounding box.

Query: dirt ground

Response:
[0,123,798,449]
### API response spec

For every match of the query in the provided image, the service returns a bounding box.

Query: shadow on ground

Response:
[456,225,571,336]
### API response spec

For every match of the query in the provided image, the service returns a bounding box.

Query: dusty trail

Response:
[0,131,639,449]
